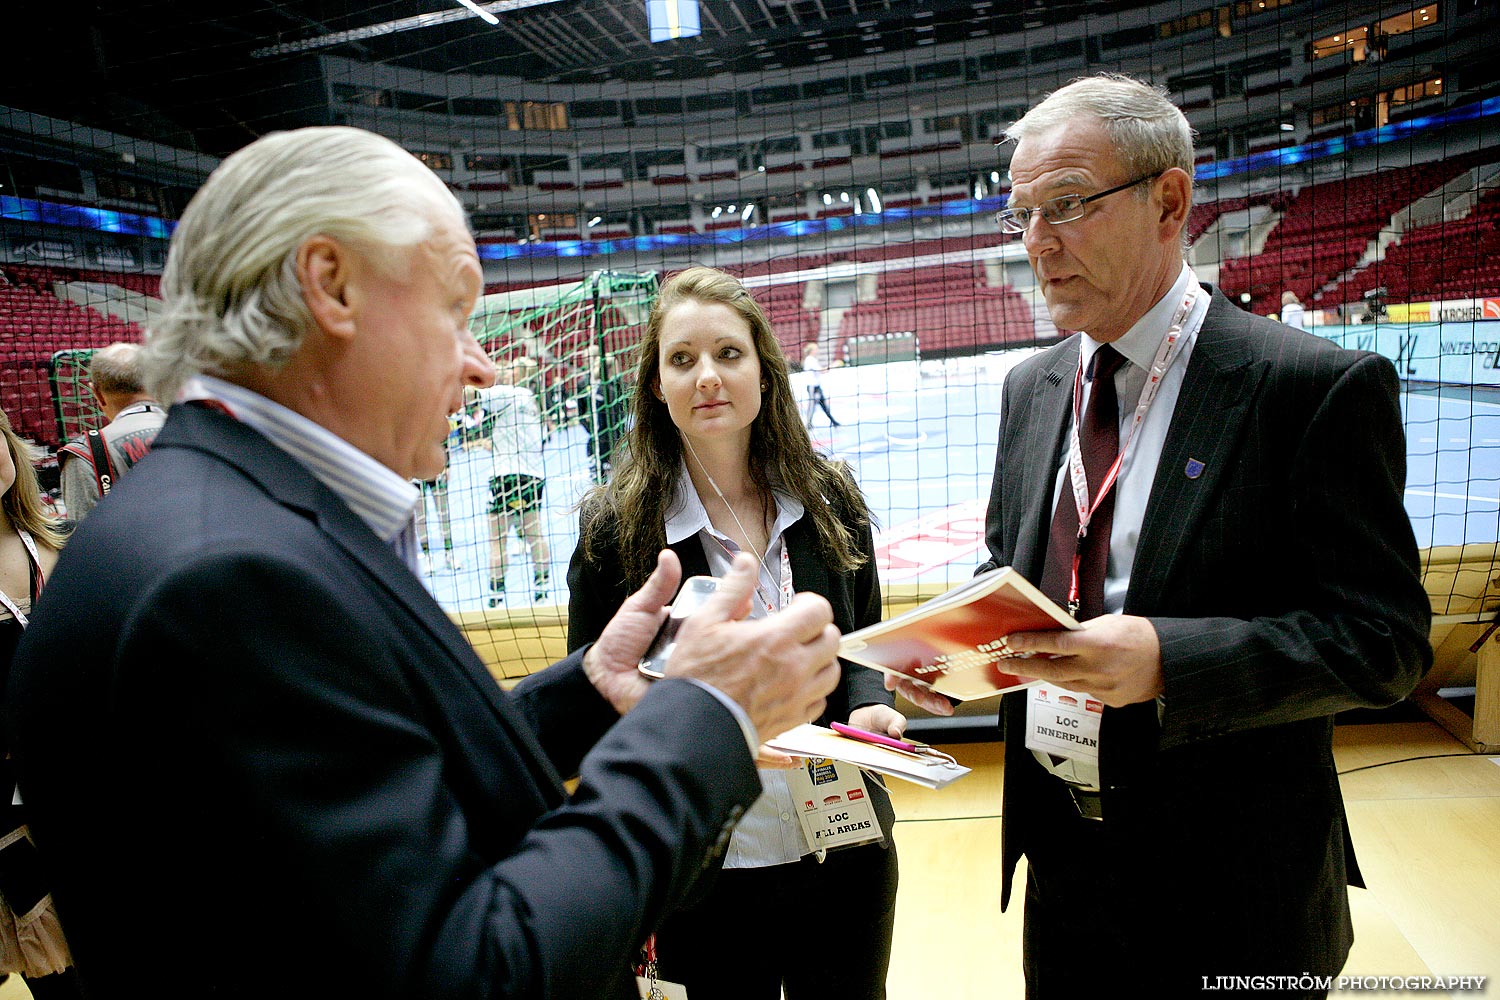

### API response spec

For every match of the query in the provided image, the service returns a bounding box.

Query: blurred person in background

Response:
[57,343,164,521]
[1280,290,1306,330]
[0,407,78,1000]
[475,357,552,605]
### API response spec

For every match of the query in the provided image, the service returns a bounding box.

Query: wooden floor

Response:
[2,718,1495,998]
[885,718,1500,997]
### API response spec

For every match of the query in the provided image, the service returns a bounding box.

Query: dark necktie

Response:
[1040,343,1127,621]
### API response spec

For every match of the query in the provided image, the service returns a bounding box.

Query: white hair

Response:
[1005,73,1197,201]
[143,126,464,402]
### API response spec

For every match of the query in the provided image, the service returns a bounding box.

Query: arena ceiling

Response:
[237,0,1150,82]
[4,1,1157,153]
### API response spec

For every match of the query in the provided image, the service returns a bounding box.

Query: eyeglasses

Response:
[995,172,1162,234]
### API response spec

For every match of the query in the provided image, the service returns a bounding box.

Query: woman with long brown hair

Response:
[567,267,903,999]
[0,407,80,999]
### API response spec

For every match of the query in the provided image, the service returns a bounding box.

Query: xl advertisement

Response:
[1318,300,1500,387]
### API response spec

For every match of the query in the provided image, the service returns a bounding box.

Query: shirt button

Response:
[780,812,792,822]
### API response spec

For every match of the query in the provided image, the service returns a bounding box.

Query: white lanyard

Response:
[1061,277,1202,614]
[709,531,793,615]
[0,529,43,628]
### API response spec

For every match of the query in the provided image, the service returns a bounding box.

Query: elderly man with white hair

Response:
[7,126,842,999]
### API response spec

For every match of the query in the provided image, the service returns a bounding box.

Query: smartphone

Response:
[637,576,721,679]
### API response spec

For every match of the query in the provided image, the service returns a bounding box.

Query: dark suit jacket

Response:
[980,287,1431,975]
[6,403,763,999]
[566,487,897,839]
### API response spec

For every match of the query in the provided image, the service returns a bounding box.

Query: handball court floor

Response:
[5,357,1496,996]
[1,721,1493,998]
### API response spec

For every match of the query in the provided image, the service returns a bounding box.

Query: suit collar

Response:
[1010,339,1080,579]
[181,376,418,544]
[153,404,516,714]
[1126,288,1264,609]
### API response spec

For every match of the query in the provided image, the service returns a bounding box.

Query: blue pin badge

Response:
[1184,457,1206,479]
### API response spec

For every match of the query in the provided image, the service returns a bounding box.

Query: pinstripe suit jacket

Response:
[980,286,1431,974]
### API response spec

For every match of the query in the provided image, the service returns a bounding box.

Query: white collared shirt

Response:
[664,460,812,868]
[1054,264,1210,613]
[180,375,421,567]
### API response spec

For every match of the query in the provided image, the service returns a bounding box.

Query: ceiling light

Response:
[455,0,499,23]
[251,0,567,56]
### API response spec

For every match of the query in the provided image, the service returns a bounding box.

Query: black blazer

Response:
[7,403,764,1000]
[980,288,1432,975]
[566,483,897,838]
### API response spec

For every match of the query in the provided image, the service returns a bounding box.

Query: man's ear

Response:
[1155,168,1193,243]
[297,235,357,342]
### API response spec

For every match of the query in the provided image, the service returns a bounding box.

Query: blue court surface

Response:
[418,350,1500,613]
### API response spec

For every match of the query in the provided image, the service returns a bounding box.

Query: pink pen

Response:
[830,720,919,753]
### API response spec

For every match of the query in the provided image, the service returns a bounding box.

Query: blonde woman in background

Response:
[0,408,78,1000]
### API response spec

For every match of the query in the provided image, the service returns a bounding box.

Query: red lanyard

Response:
[1061,279,1201,615]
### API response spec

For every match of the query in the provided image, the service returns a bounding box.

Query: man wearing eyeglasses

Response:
[894,74,1430,995]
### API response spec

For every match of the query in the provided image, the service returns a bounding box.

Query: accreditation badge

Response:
[1024,684,1103,779]
[785,758,882,853]
[635,975,689,999]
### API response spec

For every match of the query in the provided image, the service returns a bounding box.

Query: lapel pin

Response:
[1184,458,1206,479]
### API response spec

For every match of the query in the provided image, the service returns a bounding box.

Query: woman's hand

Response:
[753,745,801,769]
[847,703,908,739]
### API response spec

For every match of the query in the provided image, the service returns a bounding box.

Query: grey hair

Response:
[143,126,464,402]
[88,342,147,396]
[1005,73,1197,202]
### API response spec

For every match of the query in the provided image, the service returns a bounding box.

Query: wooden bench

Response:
[1414,543,1500,752]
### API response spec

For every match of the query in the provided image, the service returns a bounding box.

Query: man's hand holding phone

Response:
[586,550,841,741]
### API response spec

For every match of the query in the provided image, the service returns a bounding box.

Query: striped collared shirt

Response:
[180,375,420,567]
